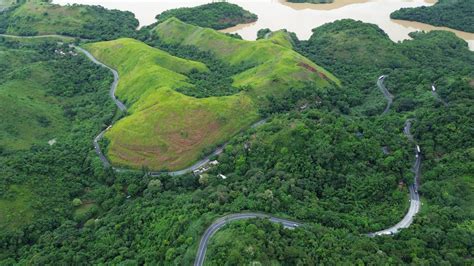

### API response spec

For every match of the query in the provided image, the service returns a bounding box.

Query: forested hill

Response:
[156,2,258,30]
[0,0,138,39]
[391,0,474,33]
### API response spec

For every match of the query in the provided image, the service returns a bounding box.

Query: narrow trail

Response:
[193,76,423,266]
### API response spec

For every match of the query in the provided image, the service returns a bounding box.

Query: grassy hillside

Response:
[391,0,474,33]
[84,38,259,170]
[84,20,338,171]
[154,18,339,94]
[157,2,257,30]
[0,40,67,151]
[0,0,138,39]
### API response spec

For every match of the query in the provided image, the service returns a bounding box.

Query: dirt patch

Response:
[469,79,474,88]
[298,62,329,81]
[298,62,317,73]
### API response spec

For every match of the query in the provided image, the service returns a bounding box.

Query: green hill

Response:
[0,0,138,39]
[84,19,338,171]
[84,38,259,171]
[153,18,339,95]
[156,2,257,30]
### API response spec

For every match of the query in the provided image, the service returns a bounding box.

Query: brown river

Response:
[53,0,474,50]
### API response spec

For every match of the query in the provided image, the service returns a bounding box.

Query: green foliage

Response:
[156,2,257,30]
[391,0,474,33]
[0,8,472,266]
[0,37,118,259]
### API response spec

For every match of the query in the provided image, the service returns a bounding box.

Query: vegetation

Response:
[0,2,472,265]
[84,38,258,171]
[0,0,138,39]
[204,20,474,264]
[156,2,257,30]
[0,36,118,259]
[391,0,474,33]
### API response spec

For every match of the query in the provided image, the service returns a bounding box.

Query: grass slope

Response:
[84,38,259,170]
[85,19,338,171]
[154,18,339,97]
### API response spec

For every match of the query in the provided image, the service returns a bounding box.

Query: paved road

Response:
[369,120,421,236]
[193,79,423,265]
[194,213,302,266]
[377,75,394,115]
[73,46,128,170]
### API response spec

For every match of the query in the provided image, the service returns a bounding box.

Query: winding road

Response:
[377,75,394,115]
[0,33,423,264]
[194,213,302,266]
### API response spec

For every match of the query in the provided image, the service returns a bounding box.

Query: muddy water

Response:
[53,0,474,50]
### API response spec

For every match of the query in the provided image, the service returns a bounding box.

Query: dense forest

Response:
[0,0,138,40]
[391,0,474,33]
[156,2,257,30]
[0,1,473,265]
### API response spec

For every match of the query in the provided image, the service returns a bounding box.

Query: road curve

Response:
[193,80,422,266]
[377,75,394,115]
[194,213,302,266]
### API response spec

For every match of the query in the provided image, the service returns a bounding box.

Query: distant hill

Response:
[0,0,138,39]
[156,2,257,30]
[391,0,474,33]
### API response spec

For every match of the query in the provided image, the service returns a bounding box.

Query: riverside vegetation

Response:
[0,1,473,265]
[391,0,474,33]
